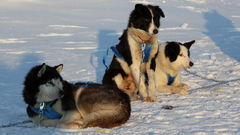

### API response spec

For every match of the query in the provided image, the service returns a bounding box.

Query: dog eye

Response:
[144,19,151,22]
[179,54,183,57]
[47,81,54,85]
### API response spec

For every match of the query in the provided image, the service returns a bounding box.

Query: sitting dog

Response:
[22,63,131,129]
[102,4,165,101]
[146,40,195,100]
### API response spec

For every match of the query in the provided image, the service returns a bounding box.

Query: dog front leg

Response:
[57,111,83,129]
[157,85,188,94]
[172,75,189,94]
[40,119,59,127]
[31,116,59,127]
[130,63,148,100]
[147,70,157,102]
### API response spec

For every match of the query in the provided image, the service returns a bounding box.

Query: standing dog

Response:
[102,4,165,101]
[147,40,195,99]
[23,63,131,129]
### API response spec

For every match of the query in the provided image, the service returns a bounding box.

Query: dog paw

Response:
[57,122,83,129]
[143,97,156,102]
[130,94,139,101]
[179,89,189,95]
[179,83,189,89]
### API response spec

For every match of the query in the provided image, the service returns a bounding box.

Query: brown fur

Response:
[122,75,137,100]
[23,64,131,129]
[127,28,160,102]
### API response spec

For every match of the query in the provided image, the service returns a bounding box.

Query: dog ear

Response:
[184,40,195,49]
[134,4,149,15]
[135,4,144,11]
[37,63,46,77]
[55,64,63,73]
[155,6,165,18]
[165,42,180,62]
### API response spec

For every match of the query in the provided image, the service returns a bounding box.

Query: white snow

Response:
[159,23,194,31]
[0,0,239,134]
[48,25,88,29]
[0,38,27,44]
[37,33,74,37]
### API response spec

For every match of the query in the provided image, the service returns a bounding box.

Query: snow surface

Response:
[0,0,239,134]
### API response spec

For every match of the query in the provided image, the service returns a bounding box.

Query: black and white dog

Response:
[102,4,165,101]
[147,40,195,99]
[23,63,131,129]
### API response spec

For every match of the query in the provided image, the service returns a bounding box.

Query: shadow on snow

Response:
[203,10,240,61]
[93,29,119,83]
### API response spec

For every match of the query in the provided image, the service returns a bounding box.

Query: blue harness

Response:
[167,74,176,85]
[110,46,126,61]
[103,43,152,70]
[139,43,152,62]
[29,99,62,119]
[29,82,95,119]
[79,81,95,88]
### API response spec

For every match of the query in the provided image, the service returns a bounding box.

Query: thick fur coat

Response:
[102,4,165,101]
[147,40,195,98]
[23,63,131,129]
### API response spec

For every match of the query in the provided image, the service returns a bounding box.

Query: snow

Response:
[0,0,239,134]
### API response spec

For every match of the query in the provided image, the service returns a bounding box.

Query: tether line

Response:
[185,69,240,92]
[0,120,32,128]
[185,69,225,83]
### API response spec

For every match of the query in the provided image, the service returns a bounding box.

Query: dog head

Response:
[128,4,165,40]
[163,40,195,71]
[23,63,64,105]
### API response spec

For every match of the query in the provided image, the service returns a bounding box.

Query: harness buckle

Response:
[39,102,45,111]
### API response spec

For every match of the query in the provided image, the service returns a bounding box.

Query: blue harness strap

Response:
[102,46,126,70]
[102,47,111,70]
[102,43,153,70]
[29,100,62,119]
[142,44,152,62]
[79,81,95,88]
[167,74,176,85]
[110,46,126,61]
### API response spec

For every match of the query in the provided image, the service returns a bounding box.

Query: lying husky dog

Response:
[102,4,165,101]
[146,40,195,100]
[22,63,131,129]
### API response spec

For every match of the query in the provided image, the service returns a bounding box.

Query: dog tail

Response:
[83,103,131,128]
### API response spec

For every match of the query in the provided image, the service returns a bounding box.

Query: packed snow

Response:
[0,0,239,134]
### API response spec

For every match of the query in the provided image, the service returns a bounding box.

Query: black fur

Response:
[150,47,159,71]
[128,4,165,33]
[22,63,64,118]
[164,41,195,62]
[22,63,63,106]
[102,30,132,86]
[102,4,165,86]
[23,64,131,128]
[61,81,76,111]
[148,5,165,27]
[184,40,195,57]
[144,72,149,86]
[164,42,181,62]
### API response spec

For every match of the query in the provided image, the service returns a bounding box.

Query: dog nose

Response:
[59,90,64,95]
[153,29,158,34]
[189,61,194,67]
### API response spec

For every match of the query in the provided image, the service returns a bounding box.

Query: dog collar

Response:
[167,74,176,85]
[29,99,62,119]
